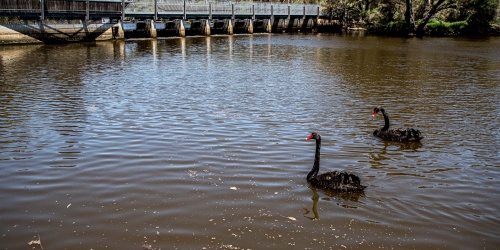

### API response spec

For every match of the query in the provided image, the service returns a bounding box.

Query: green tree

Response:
[409,0,499,35]
[405,0,416,33]
[460,0,499,33]
[414,0,454,35]
[321,0,498,35]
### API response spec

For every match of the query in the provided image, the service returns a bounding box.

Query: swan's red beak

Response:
[306,134,313,140]
[372,110,377,117]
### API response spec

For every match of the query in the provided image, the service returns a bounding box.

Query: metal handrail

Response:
[127,2,320,16]
[0,1,321,17]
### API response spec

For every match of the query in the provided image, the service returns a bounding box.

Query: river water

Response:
[0,34,499,249]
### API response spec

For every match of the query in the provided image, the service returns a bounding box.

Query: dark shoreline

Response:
[1,21,499,46]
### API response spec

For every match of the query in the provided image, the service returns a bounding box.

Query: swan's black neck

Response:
[307,135,321,180]
[380,108,390,131]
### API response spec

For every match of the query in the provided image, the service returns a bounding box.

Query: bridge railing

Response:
[126,1,320,17]
[0,1,321,18]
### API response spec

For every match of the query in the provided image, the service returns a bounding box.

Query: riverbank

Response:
[1,19,499,45]
[363,20,500,37]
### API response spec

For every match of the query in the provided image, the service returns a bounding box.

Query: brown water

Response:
[0,34,499,249]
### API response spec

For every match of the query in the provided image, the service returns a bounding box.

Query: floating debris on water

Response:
[27,234,43,249]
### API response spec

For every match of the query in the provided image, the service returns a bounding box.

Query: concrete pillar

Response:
[177,20,185,37]
[114,21,125,39]
[225,19,233,35]
[246,19,253,34]
[148,20,157,38]
[265,19,272,33]
[204,19,211,36]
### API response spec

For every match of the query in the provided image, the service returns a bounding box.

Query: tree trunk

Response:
[405,0,416,34]
[415,0,446,36]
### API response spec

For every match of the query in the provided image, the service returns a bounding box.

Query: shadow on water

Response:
[0,43,94,167]
[304,184,365,221]
[376,139,423,151]
[1,22,112,44]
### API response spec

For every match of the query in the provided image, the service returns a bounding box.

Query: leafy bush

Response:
[425,20,469,36]
[383,20,407,35]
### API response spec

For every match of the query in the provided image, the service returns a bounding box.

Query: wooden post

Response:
[154,0,158,21]
[86,0,90,21]
[209,3,212,20]
[315,6,320,31]
[121,0,125,21]
[183,0,187,20]
[231,4,235,20]
[286,5,291,33]
[270,5,274,33]
[252,4,255,20]
[40,0,45,21]
[302,6,306,30]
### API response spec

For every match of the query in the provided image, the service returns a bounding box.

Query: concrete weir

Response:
[116,16,311,39]
[0,16,316,44]
[0,1,321,44]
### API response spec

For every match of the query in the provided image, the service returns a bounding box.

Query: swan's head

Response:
[373,106,383,117]
[306,132,320,140]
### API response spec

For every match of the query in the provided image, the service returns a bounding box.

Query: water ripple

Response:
[0,35,499,249]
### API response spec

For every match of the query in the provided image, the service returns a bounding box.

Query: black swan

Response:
[372,106,423,142]
[306,133,366,192]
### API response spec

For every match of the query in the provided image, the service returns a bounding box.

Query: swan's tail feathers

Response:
[407,128,423,142]
[340,172,367,192]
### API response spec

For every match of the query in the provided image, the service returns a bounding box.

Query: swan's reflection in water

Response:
[304,185,365,221]
[369,140,423,164]
[377,139,423,152]
[391,141,423,151]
